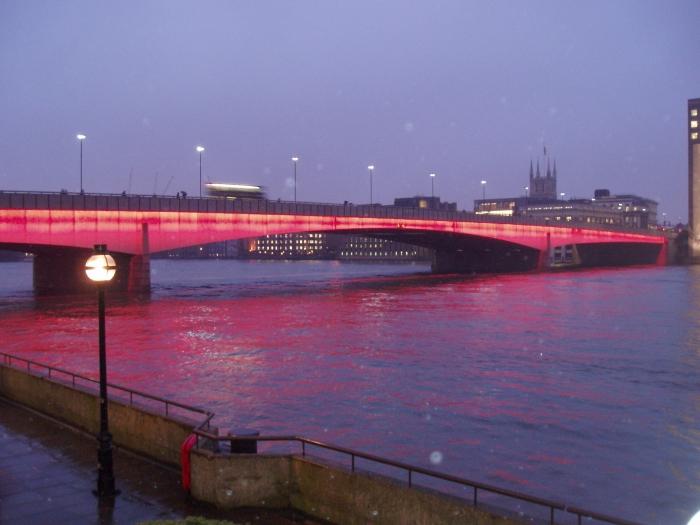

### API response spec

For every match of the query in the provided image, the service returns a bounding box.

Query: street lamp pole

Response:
[430,172,436,198]
[195,146,205,197]
[77,134,86,193]
[85,244,118,499]
[481,180,487,200]
[368,165,375,205]
[292,157,299,202]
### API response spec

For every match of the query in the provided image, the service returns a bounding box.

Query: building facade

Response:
[243,233,431,261]
[393,196,457,211]
[474,157,657,228]
[689,98,700,260]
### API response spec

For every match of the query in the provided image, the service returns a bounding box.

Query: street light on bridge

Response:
[195,146,205,197]
[84,244,118,500]
[76,134,87,193]
[292,156,299,202]
[429,172,436,198]
[480,180,487,200]
[368,165,375,205]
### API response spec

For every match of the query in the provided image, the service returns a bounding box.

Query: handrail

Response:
[0,350,638,525]
[0,352,214,426]
[193,429,641,525]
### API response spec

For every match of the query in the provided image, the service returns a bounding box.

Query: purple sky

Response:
[1,1,699,220]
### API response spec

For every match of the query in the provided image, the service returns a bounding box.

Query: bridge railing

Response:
[0,190,665,237]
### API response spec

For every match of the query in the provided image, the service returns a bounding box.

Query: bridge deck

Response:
[0,191,668,237]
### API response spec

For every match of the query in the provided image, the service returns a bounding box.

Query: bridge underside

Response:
[362,231,541,273]
[0,230,665,294]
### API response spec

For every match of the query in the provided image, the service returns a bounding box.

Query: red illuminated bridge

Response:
[0,191,668,293]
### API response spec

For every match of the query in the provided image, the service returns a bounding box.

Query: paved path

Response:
[0,398,315,525]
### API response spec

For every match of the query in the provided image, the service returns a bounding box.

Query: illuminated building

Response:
[689,98,700,260]
[474,156,657,228]
[244,233,431,261]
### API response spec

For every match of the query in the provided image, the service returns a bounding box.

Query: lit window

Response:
[692,120,699,129]
[692,109,699,117]
[693,132,699,140]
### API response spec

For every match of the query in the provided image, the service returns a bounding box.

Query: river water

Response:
[0,259,698,524]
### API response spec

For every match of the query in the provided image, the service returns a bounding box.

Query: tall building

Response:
[689,98,700,260]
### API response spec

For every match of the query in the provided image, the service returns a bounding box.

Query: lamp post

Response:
[560,192,566,200]
[481,180,487,200]
[77,134,86,193]
[368,165,375,205]
[195,146,205,197]
[292,157,299,202]
[429,172,436,198]
[85,245,118,499]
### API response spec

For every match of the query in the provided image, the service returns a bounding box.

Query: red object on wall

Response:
[180,434,197,491]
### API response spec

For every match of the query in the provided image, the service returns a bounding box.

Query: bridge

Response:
[0,191,668,293]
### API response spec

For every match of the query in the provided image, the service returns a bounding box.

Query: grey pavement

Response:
[0,397,317,525]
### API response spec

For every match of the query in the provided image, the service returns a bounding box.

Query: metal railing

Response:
[0,350,638,525]
[0,190,666,238]
[0,352,214,427]
[193,430,641,525]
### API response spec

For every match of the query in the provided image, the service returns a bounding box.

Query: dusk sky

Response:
[1,1,699,220]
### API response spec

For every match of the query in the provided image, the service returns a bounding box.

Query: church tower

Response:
[529,148,557,200]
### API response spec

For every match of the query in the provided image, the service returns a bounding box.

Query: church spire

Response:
[546,158,551,178]
[553,159,557,179]
[536,160,541,178]
[529,160,534,180]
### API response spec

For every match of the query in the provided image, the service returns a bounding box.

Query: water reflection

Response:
[0,260,698,523]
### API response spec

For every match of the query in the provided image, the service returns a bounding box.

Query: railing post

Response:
[473,486,478,507]
[550,507,554,524]
[302,441,306,456]
[351,454,355,472]
[408,470,412,487]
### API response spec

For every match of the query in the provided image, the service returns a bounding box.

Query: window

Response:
[692,132,699,140]
[692,120,699,129]
[692,109,699,117]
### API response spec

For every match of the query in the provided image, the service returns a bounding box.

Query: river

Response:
[0,259,698,524]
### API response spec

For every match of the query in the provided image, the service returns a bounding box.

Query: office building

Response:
[689,98,700,260]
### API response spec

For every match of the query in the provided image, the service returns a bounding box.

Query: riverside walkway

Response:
[0,398,315,525]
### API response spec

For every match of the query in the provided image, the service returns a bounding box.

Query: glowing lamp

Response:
[195,145,205,153]
[430,173,436,178]
[85,247,116,282]
[292,156,299,162]
[368,165,375,170]
[76,133,87,141]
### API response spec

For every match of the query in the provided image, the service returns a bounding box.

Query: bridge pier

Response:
[33,249,150,294]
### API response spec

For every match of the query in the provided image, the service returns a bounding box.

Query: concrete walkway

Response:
[0,398,316,525]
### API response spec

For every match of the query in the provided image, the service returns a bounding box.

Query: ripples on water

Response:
[1,259,699,523]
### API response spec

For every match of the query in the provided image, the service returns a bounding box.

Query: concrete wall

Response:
[291,456,517,525]
[0,364,196,466]
[191,450,291,509]
[190,448,519,525]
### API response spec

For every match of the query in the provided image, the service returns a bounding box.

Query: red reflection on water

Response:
[0,263,697,523]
